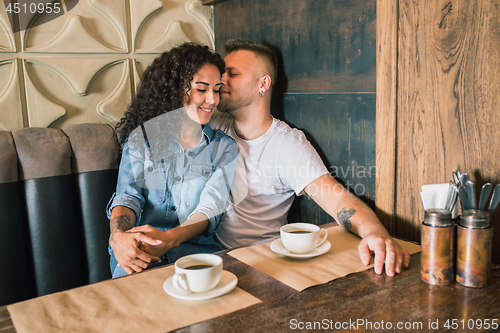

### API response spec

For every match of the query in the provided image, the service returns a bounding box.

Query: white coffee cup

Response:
[280,223,328,254]
[172,253,223,293]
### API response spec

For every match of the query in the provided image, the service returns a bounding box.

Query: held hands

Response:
[358,234,411,276]
[110,229,163,275]
[115,217,209,275]
[126,225,178,258]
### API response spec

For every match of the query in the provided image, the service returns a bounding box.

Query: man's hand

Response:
[110,229,162,274]
[304,175,411,276]
[358,234,410,276]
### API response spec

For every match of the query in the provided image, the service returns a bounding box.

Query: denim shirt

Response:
[107,124,238,263]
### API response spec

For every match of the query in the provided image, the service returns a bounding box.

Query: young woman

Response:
[107,43,238,278]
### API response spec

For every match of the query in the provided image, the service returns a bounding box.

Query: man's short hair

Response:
[224,39,278,90]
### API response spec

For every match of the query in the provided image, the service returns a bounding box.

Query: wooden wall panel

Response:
[276,94,376,201]
[214,0,377,225]
[278,94,376,225]
[375,0,398,234]
[214,0,376,93]
[391,0,500,262]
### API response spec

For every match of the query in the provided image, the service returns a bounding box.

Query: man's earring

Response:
[259,91,264,97]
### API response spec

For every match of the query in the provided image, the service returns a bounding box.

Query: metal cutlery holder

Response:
[421,209,456,285]
[420,171,497,287]
[456,209,492,288]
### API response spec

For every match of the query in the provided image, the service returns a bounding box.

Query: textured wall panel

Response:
[132,58,154,93]
[97,59,132,121]
[0,2,15,52]
[23,58,131,127]
[132,0,214,52]
[0,0,215,130]
[0,59,24,130]
[23,60,67,128]
[22,1,127,53]
[25,15,124,53]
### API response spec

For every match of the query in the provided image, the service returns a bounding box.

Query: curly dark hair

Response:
[115,43,225,150]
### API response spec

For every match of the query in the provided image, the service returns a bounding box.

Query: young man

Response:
[211,39,410,276]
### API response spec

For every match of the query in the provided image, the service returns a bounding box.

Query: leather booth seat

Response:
[0,123,119,306]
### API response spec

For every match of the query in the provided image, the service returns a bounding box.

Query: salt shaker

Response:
[420,209,455,285]
[456,209,492,288]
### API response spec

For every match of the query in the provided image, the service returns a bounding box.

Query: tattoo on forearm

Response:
[109,214,132,243]
[337,207,356,231]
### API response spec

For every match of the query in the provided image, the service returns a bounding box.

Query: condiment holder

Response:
[420,170,498,288]
[420,209,455,285]
[456,209,492,288]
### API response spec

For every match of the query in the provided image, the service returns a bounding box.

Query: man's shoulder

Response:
[269,119,320,164]
[272,118,308,142]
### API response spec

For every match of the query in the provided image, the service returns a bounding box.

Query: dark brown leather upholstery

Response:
[62,123,118,173]
[63,123,119,285]
[0,123,118,306]
[0,131,34,305]
[13,127,73,181]
[0,131,18,183]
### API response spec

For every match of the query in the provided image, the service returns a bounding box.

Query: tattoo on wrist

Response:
[110,214,132,243]
[337,207,356,231]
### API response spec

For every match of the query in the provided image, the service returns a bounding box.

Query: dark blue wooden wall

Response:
[213,0,376,224]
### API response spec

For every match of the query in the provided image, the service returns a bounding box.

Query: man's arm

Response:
[304,174,410,276]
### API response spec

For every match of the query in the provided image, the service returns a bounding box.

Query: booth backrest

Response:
[0,123,119,306]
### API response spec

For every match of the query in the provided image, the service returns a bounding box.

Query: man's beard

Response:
[218,93,254,115]
[217,96,236,113]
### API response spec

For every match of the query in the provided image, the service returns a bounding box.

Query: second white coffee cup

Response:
[280,223,328,254]
[172,253,223,293]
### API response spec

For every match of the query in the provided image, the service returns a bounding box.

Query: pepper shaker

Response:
[421,209,456,285]
[456,209,492,288]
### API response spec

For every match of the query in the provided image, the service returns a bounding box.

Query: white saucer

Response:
[270,239,331,259]
[163,270,238,301]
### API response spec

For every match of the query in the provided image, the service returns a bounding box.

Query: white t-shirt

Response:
[211,115,329,248]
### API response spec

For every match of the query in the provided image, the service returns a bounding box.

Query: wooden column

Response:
[375,0,399,234]
[377,0,500,263]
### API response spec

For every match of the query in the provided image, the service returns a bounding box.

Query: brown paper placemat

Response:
[228,226,421,291]
[8,265,260,333]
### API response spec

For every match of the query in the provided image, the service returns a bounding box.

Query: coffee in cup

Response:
[172,253,223,293]
[280,223,328,254]
[184,264,214,270]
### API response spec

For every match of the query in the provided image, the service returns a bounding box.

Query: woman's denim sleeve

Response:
[188,139,239,234]
[106,141,145,219]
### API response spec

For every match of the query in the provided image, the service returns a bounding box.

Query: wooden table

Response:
[1,237,500,332]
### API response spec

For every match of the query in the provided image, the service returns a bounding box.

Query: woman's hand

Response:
[109,206,163,274]
[127,225,178,259]
[127,214,211,262]
[110,229,163,274]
